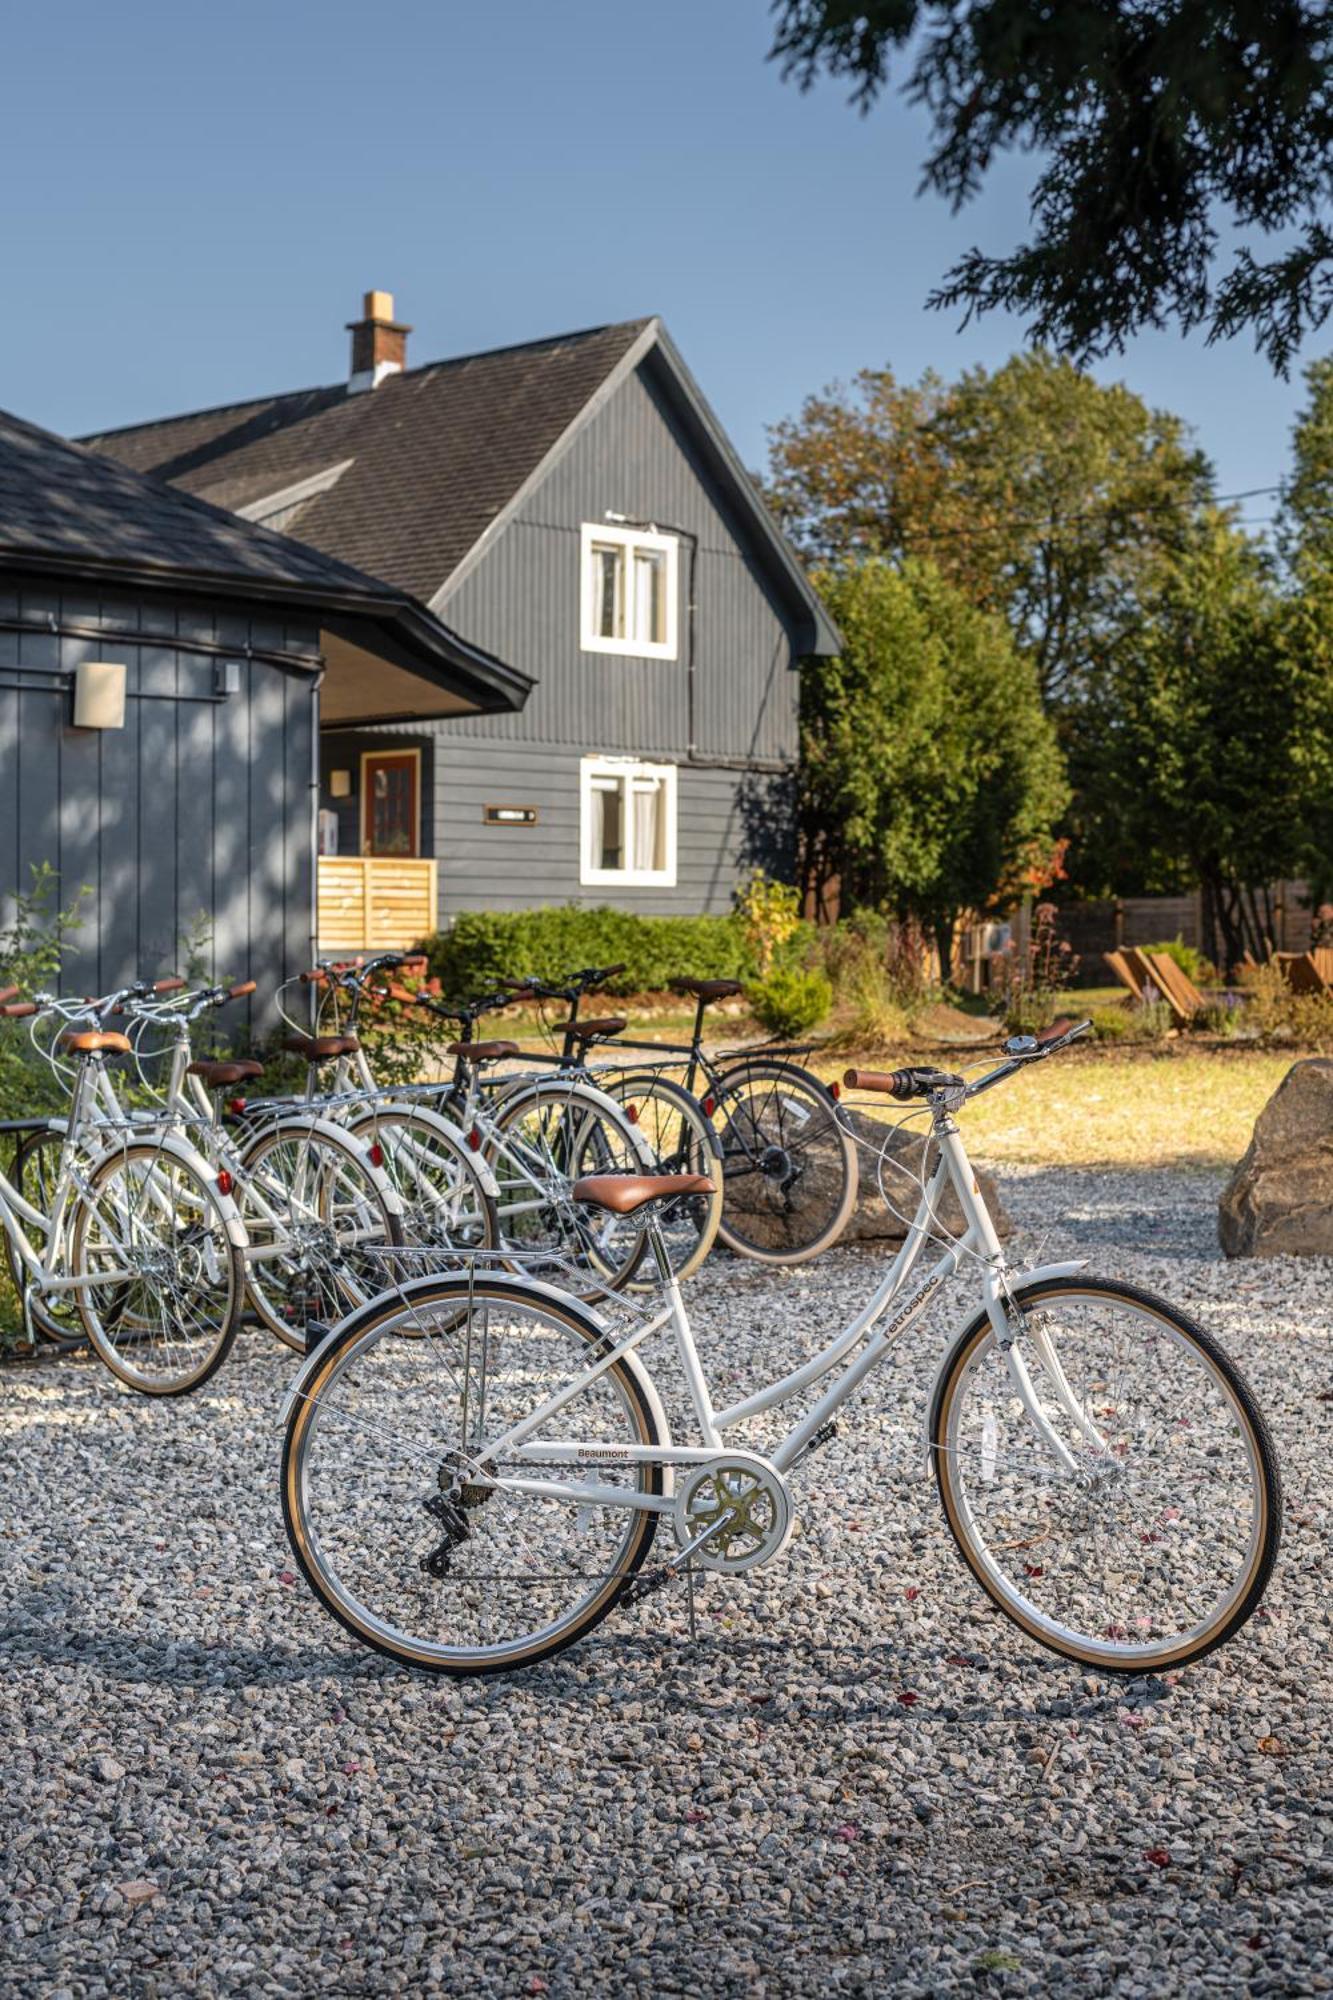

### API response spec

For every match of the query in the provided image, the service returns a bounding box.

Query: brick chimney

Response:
[346,289,411,393]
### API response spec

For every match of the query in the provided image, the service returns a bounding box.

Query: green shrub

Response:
[1236,960,1333,1048]
[745,966,833,1039]
[1089,1001,1173,1043]
[421,905,753,1001]
[0,864,89,1122]
[1137,935,1216,984]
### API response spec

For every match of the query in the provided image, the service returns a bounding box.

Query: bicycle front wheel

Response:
[486,1078,651,1293]
[238,1123,404,1354]
[71,1142,245,1394]
[711,1060,857,1265]
[282,1275,662,1674]
[3,1127,86,1349]
[930,1278,1282,1673]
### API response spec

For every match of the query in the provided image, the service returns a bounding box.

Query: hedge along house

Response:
[0,407,530,1007]
[85,295,838,948]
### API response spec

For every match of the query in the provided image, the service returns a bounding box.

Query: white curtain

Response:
[632,777,661,872]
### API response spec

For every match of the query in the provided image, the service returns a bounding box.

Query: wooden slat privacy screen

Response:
[317,856,438,952]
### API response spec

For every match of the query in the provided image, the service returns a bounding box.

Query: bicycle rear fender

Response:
[86,1130,251,1251]
[916,1260,1087,1477]
[348,1100,501,1201]
[282,1269,676,1493]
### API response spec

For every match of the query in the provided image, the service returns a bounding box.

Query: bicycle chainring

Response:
[674,1451,793,1574]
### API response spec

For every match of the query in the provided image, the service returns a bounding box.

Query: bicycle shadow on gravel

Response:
[0,1609,411,1691]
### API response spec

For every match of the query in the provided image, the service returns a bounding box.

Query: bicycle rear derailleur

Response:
[420,1451,496,1580]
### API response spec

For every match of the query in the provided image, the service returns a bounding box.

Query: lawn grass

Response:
[948,1047,1291,1170]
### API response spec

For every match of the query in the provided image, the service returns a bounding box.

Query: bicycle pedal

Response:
[301,1320,334,1353]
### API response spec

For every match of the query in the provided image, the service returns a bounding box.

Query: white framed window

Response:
[580,757,678,887]
[579,522,678,658]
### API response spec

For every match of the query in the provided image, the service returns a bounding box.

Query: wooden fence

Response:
[316,857,438,954]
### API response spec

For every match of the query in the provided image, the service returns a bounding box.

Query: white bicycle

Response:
[280,1020,1281,1677]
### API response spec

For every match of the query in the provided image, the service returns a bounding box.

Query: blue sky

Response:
[0,0,1313,529]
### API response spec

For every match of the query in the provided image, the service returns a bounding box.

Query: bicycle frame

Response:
[362,1109,1087,1519]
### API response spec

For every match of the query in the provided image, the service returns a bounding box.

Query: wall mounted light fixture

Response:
[72,661,127,730]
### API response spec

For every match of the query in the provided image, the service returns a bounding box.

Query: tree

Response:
[769,2,1333,373]
[1088,515,1332,967]
[767,350,1211,704]
[800,557,1069,965]
[1277,356,1333,897]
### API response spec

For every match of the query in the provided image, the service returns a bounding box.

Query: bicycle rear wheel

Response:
[930,1277,1281,1672]
[282,1274,662,1674]
[710,1060,857,1265]
[346,1105,498,1257]
[605,1071,723,1283]
[486,1078,651,1294]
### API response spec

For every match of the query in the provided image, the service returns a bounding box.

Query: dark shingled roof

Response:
[83,321,653,606]
[0,405,532,715]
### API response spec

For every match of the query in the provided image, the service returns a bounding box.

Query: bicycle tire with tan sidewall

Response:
[282,1273,663,1675]
[929,1275,1282,1673]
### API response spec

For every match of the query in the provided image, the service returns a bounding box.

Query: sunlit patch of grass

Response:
[948,1049,1292,1169]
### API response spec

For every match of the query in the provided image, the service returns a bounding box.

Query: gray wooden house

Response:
[86,296,837,946]
[0,407,529,1002]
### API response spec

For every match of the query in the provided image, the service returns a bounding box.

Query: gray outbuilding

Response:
[0,407,529,1006]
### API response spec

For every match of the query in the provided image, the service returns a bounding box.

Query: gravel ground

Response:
[2,1166,1331,1998]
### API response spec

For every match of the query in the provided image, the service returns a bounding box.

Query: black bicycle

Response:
[553,972,858,1265]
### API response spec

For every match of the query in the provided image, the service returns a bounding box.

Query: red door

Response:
[362,751,420,857]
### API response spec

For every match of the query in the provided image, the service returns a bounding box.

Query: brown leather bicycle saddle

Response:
[572,1173,715,1215]
[58,1030,131,1056]
[188,1058,265,1088]
[447,1040,521,1063]
[669,979,744,1001]
[283,1034,359,1062]
[564,1017,627,1038]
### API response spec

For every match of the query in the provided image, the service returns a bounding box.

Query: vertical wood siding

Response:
[356,355,808,922]
[439,357,801,763]
[0,579,317,1020]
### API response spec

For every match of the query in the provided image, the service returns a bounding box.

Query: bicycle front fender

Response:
[916,1260,1087,1478]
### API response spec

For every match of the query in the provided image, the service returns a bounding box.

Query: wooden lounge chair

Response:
[1124,948,1204,1026]
[1103,949,1145,1002]
[1275,948,1333,995]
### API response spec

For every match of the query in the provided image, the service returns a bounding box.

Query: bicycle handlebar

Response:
[843,1018,1092,1105]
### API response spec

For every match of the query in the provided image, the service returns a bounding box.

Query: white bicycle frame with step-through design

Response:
[0,1050,248,1307]
[379,1107,1089,1522]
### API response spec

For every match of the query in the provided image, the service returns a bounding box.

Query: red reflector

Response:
[216,1170,233,1197]
[702,1095,716,1118]
[467,1127,482,1152]
[830,1080,841,1100]
[625,1103,639,1124]
[368,1142,384,1168]
[228,1097,247,1116]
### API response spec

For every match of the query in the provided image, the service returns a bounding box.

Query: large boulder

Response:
[839,1105,1011,1246]
[1220,1058,1333,1257]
